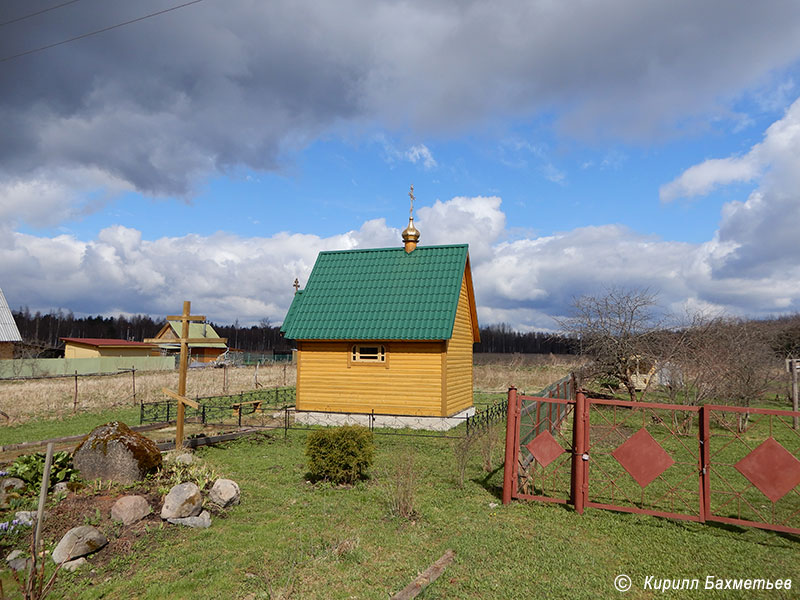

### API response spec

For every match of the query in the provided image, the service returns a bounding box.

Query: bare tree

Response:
[706,318,778,431]
[657,314,730,433]
[558,287,662,401]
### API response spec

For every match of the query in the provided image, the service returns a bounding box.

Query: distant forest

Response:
[10,308,575,356]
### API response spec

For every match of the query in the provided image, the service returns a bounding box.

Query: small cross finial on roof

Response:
[402,185,420,252]
[293,278,300,294]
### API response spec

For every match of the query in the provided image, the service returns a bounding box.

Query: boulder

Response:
[175,453,194,465]
[1,477,25,493]
[111,495,151,526]
[52,525,108,564]
[61,557,88,572]
[161,482,202,519]
[209,479,240,508]
[6,550,31,572]
[52,482,70,494]
[167,510,211,529]
[73,421,162,484]
[14,511,39,527]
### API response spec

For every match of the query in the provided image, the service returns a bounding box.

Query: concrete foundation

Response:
[293,406,476,431]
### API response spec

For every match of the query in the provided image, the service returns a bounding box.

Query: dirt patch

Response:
[3,482,170,573]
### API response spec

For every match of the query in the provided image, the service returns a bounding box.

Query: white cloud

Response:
[659,97,800,290]
[0,167,133,229]
[3,191,800,330]
[405,145,437,169]
[659,154,762,202]
[376,136,438,170]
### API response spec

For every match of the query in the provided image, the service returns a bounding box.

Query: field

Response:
[0,363,297,426]
[0,354,577,433]
[1,354,798,599]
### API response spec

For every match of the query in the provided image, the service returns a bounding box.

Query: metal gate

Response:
[503,387,800,535]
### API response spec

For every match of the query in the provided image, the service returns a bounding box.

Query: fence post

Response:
[139,401,144,425]
[73,370,78,413]
[166,401,170,423]
[131,366,137,406]
[791,358,798,430]
[502,387,520,505]
[700,405,710,522]
[573,390,588,515]
[284,405,289,438]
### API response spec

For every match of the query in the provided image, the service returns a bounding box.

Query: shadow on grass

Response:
[472,464,505,500]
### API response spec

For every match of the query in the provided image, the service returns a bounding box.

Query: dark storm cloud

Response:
[2,0,800,199]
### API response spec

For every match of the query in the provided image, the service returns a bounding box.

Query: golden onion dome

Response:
[402,217,420,243]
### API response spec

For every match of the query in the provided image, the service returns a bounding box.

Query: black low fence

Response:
[141,387,511,439]
[465,399,508,435]
[140,387,296,427]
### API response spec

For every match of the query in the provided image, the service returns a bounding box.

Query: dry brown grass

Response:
[0,353,580,425]
[472,353,583,394]
[0,363,296,424]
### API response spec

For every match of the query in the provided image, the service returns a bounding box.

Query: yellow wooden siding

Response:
[64,345,100,359]
[296,341,443,415]
[444,274,475,415]
[65,345,152,359]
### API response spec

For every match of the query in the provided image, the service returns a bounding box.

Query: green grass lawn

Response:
[29,427,800,600]
[0,407,140,447]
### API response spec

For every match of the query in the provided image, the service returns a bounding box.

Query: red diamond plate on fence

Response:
[612,428,675,488]
[734,438,800,503]
[525,430,565,468]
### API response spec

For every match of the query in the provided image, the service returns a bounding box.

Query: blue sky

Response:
[2,1,800,330]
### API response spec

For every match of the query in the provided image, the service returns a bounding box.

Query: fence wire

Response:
[140,387,510,440]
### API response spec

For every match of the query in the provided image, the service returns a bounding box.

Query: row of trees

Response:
[473,324,574,354]
[10,308,296,355]
[10,308,575,356]
[12,308,164,354]
[559,288,799,422]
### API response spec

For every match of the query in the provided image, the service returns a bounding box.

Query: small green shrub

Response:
[305,426,374,485]
[149,456,219,496]
[5,451,79,494]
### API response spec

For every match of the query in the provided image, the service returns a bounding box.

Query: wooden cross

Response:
[160,301,222,449]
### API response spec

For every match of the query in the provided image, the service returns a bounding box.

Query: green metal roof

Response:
[165,321,227,348]
[280,244,470,340]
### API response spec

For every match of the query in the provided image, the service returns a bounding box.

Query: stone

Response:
[111,495,151,526]
[61,557,88,572]
[1,477,25,493]
[161,482,202,519]
[52,482,70,494]
[6,550,31,572]
[52,525,107,564]
[167,510,211,529]
[175,453,194,465]
[73,421,162,485]
[14,510,38,526]
[209,479,240,508]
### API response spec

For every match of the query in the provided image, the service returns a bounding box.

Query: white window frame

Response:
[351,344,386,363]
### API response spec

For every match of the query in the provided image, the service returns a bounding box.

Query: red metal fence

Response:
[503,386,800,535]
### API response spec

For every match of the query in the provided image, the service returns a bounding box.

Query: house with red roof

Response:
[61,337,158,359]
